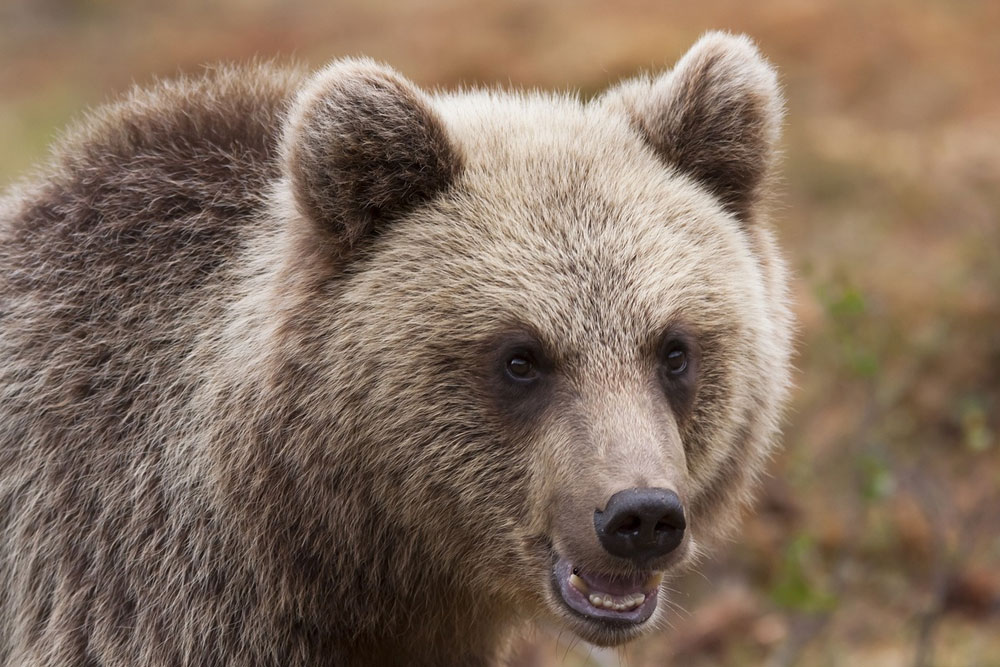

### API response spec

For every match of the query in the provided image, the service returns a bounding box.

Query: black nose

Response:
[594,488,686,563]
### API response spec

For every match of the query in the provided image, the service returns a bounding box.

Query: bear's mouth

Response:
[551,556,661,626]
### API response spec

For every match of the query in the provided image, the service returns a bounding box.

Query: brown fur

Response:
[0,33,792,666]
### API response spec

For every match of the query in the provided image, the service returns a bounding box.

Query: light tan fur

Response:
[0,32,791,666]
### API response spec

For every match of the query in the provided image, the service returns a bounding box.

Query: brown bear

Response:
[0,31,792,666]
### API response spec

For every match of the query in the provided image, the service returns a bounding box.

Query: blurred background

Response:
[2,0,998,664]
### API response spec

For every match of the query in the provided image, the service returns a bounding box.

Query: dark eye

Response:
[657,330,698,417]
[664,346,688,374]
[505,353,538,382]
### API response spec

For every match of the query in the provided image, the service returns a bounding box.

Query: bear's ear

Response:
[280,59,461,253]
[603,32,783,224]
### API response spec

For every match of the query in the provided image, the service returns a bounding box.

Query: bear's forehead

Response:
[366,195,758,364]
[436,91,654,181]
[439,97,753,292]
[351,93,766,359]
[428,204,752,357]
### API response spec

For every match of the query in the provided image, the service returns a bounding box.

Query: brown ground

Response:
[2,1,998,664]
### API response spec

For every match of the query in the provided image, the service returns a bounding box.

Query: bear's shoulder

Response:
[4,63,305,242]
[1,63,306,296]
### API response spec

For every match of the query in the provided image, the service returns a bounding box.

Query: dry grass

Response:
[2,1,998,664]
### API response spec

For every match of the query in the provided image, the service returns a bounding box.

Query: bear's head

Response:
[269,31,790,647]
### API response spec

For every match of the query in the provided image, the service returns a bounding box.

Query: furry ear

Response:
[603,32,783,223]
[280,59,461,252]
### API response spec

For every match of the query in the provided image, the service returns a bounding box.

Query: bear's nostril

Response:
[594,488,686,564]
[615,516,642,535]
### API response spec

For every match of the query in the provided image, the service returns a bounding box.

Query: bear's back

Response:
[0,63,302,442]
[0,67,307,662]
[1,62,302,315]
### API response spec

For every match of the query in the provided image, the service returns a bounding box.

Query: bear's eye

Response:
[505,353,538,382]
[656,330,699,418]
[664,347,688,374]
[658,333,696,382]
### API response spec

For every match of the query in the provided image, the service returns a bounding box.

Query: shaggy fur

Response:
[0,32,792,666]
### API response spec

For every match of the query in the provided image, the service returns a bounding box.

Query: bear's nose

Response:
[594,488,686,564]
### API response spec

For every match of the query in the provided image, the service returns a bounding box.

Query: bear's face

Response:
[278,32,789,646]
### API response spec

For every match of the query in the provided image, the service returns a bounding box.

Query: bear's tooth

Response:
[645,573,663,590]
[588,594,602,607]
[569,573,590,594]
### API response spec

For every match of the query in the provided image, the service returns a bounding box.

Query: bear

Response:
[0,31,792,666]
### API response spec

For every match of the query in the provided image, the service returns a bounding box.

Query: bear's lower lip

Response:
[551,556,661,626]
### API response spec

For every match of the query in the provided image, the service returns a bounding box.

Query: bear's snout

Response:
[593,488,686,564]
